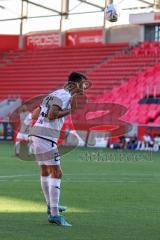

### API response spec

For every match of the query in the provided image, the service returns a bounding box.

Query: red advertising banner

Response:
[0,35,18,51]
[66,29,103,47]
[154,13,160,21]
[26,32,61,49]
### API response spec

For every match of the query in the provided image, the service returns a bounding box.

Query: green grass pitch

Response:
[0,141,160,240]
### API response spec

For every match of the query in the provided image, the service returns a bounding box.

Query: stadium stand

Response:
[0,43,129,100]
[87,41,160,98]
[92,42,160,126]
[0,50,23,66]
[0,41,160,126]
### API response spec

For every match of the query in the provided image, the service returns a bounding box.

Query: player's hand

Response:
[32,107,41,120]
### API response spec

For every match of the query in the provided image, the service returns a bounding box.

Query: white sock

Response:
[49,178,61,216]
[15,142,20,154]
[40,176,50,206]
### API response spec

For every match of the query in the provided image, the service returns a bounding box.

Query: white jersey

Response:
[30,89,71,142]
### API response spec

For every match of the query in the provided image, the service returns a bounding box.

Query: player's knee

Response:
[49,165,62,179]
[54,169,62,179]
[40,165,49,176]
[59,169,63,179]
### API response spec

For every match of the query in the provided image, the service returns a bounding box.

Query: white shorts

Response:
[29,136,60,166]
[16,132,29,141]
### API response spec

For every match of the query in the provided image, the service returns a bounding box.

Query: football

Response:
[105,4,118,22]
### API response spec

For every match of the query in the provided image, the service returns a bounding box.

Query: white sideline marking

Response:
[0,177,138,183]
[0,177,157,183]
[0,174,155,184]
[0,174,37,179]
[0,173,156,178]
[64,180,138,183]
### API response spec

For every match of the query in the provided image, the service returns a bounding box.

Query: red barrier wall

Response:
[66,29,104,47]
[0,29,104,51]
[0,35,19,51]
[26,32,61,49]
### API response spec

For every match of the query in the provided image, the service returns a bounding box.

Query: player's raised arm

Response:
[47,94,78,120]
[47,105,70,120]
[32,106,41,120]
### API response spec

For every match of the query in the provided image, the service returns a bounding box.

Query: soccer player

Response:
[29,72,89,227]
[15,105,32,156]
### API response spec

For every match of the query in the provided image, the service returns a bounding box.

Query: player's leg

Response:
[40,164,67,216]
[47,165,71,227]
[15,132,21,156]
[40,165,50,210]
[26,135,33,155]
[29,136,50,211]
[30,136,71,226]
[27,140,33,155]
[15,141,20,155]
[48,165,62,216]
[22,134,32,155]
[15,133,31,156]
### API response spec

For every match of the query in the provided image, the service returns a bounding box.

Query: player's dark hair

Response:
[68,72,87,83]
